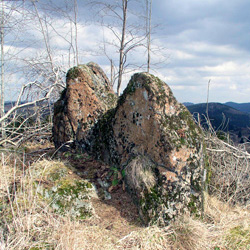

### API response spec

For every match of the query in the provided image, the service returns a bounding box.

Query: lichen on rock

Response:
[85,72,205,225]
[30,160,96,219]
[53,62,117,149]
[52,65,206,225]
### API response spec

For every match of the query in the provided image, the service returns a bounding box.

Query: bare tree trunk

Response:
[69,20,76,67]
[0,0,5,139]
[32,1,54,69]
[74,0,79,66]
[117,0,128,96]
[93,0,146,94]
[146,0,152,73]
[111,59,114,87]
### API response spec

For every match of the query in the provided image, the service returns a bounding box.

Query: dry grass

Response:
[116,195,250,250]
[1,147,250,250]
[23,140,54,153]
[125,156,156,192]
[0,152,60,249]
[204,194,250,249]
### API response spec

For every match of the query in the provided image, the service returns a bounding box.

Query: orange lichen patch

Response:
[69,72,203,225]
[53,62,117,148]
[113,87,161,165]
[177,129,186,138]
[164,171,178,182]
[169,147,195,173]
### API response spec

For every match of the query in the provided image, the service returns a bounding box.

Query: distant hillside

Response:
[182,102,194,107]
[4,101,28,112]
[187,102,250,131]
[224,102,250,114]
[183,101,250,114]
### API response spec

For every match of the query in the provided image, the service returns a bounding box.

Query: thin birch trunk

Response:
[0,0,5,139]
[74,0,79,66]
[117,0,128,96]
[111,59,114,87]
[32,1,54,69]
[147,0,152,73]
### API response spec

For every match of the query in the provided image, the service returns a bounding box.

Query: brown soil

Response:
[65,151,144,237]
[91,190,142,238]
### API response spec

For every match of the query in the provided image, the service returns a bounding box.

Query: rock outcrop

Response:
[53,62,117,148]
[87,73,205,225]
[31,160,97,219]
[53,65,205,225]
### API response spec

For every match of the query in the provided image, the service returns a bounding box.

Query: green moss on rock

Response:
[140,186,165,224]
[106,93,117,107]
[226,226,250,249]
[187,194,199,215]
[31,160,95,220]
[74,71,205,225]
[66,66,81,81]
[46,179,93,219]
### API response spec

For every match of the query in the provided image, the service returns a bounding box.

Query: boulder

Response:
[53,62,117,148]
[88,73,205,225]
[30,159,97,219]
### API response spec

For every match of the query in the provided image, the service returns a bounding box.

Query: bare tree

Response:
[1,0,26,140]
[0,0,67,147]
[116,0,128,96]
[144,0,170,74]
[32,1,54,69]
[73,0,79,66]
[101,36,115,87]
[145,0,152,73]
[0,0,5,139]
[43,0,84,68]
[91,0,146,95]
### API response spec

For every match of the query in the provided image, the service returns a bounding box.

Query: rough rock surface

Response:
[53,62,117,148]
[87,73,205,225]
[31,160,97,219]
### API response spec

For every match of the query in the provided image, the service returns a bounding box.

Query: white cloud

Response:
[229,84,237,90]
[3,0,250,104]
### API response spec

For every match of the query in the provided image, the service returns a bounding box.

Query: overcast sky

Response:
[149,0,250,103]
[3,0,250,104]
[80,0,250,103]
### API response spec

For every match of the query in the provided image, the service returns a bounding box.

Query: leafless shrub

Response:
[195,113,250,206]
[0,64,65,148]
[206,135,250,206]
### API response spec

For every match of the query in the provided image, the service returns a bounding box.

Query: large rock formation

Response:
[53,65,206,225]
[53,62,117,148]
[86,73,205,225]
